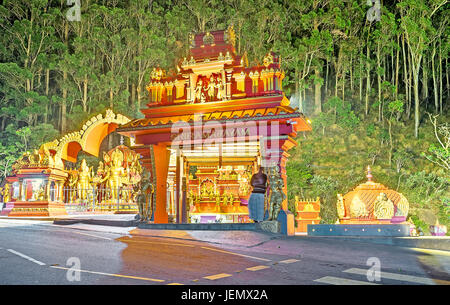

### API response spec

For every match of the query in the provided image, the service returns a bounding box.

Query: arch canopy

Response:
[42,110,130,163]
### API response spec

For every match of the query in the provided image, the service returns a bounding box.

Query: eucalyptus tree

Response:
[0,0,60,128]
[398,0,447,138]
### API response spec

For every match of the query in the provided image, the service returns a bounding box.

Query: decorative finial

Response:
[120,135,124,145]
[366,165,372,182]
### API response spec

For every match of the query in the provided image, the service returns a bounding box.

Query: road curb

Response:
[53,218,137,227]
[294,236,450,252]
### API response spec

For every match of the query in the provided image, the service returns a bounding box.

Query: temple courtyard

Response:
[0,217,448,285]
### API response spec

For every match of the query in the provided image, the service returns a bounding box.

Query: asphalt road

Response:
[0,219,449,285]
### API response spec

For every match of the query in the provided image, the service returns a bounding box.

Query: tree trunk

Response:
[365,43,370,117]
[422,52,428,102]
[83,75,88,112]
[137,85,142,114]
[402,35,411,119]
[413,56,422,139]
[395,35,400,100]
[131,83,136,112]
[439,39,443,114]
[60,22,69,133]
[314,68,322,114]
[359,55,363,103]
[377,41,382,122]
[44,68,50,123]
[431,48,438,113]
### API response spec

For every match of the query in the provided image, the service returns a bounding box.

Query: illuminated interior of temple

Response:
[166,141,261,223]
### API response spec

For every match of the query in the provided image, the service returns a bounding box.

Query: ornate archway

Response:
[43,109,131,163]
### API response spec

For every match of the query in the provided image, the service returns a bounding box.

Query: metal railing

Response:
[57,186,138,214]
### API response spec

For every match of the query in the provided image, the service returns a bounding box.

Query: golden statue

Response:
[395,193,409,217]
[373,192,394,219]
[33,185,46,201]
[207,76,216,100]
[76,159,92,202]
[201,184,208,198]
[349,195,368,218]
[2,184,10,203]
[103,149,127,203]
[195,79,204,102]
[222,192,229,206]
[92,161,107,185]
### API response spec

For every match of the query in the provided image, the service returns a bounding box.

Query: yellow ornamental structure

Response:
[336,166,410,224]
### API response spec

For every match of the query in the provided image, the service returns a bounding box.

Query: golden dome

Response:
[336,166,409,223]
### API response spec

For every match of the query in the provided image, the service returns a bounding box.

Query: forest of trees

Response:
[0,0,448,229]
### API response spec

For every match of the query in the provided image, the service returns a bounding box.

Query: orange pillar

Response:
[152,143,169,223]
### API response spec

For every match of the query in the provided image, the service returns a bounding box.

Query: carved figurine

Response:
[206,76,216,101]
[195,79,205,103]
[268,167,286,221]
[103,149,127,203]
[136,169,154,222]
[76,159,92,202]
[215,80,225,100]
[373,192,394,219]
[1,184,10,203]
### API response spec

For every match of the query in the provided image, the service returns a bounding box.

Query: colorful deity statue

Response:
[1,184,10,203]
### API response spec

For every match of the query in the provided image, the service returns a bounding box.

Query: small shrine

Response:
[307,166,411,237]
[294,197,321,233]
[186,165,252,223]
[336,166,410,224]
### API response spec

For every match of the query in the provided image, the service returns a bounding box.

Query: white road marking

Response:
[203,273,233,280]
[66,231,113,240]
[0,224,117,240]
[50,265,165,282]
[279,259,300,264]
[7,249,46,266]
[246,265,270,271]
[314,276,380,285]
[343,268,436,285]
[200,246,271,262]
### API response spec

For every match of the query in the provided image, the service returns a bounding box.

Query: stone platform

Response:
[137,223,258,231]
[308,224,410,237]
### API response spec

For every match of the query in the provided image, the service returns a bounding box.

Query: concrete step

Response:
[137,223,258,231]
[54,218,136,227]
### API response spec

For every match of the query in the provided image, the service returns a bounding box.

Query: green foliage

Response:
[403,171,448,207]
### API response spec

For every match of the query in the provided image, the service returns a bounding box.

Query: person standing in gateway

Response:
[248,167,267,222]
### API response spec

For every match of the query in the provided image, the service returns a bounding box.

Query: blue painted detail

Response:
[264,209,270,221]
[307,224,410,237]
[277,209,293,235]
